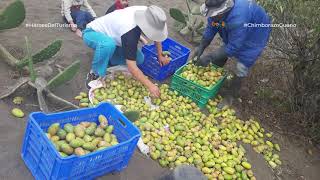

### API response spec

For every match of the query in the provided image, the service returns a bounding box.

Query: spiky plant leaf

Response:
[169,8,187,24]
[25,37,36,82]
[17,39,62,68]
[47,60,80,90]
[0,0,25,30]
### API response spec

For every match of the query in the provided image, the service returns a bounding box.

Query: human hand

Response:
[75,29,82,38]
[148,83,160,98]
[70,22,77,32]
[158,55,170,66]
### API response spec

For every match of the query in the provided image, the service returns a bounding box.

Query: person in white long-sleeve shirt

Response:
[61,0,97,37]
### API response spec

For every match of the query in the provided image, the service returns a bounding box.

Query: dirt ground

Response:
[0,0,319,180]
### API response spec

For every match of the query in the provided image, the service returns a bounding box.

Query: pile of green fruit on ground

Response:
[46,115,119,157]
[74,72,281,179]
[180,63,224,88]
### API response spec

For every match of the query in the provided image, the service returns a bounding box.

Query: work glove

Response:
[195,46,228,67]
[191,38,211,63]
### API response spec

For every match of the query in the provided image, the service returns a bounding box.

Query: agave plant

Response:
[170,0,205,44]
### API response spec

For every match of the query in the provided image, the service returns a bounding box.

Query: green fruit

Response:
[110,141,119,146]
[80,92,88,98]
[100,140,111,147]
[66,133,76,143]
[74,125,85,138]
[150,152,160,160]
[85,126,96,135]
[224,174,233,180]
[74,96,82,100]
[48,123,60,136]
[266,141,274,148]
[57,129,67,140]
[53,143,60,151]
[241,162,252,169]
[83,142,96,151]
[274,144,281,151]
[83,135,93,142]
[268,161,277,169]
[80,98,89,103]
[11,108,24,118]
[224,167,235,175]
[74,147,86,156]
[60,144,74,155]
[106,125,114,134]
[266,133,273,138]
[98,115,108,127]
[235,165,243,172]
[241,170,249,179]
[94,127,105,137]
[63,123,74,133]
[80,103,89,107]
[96,146,107,151]
[205,161,215,168]
[70,138,85,148]
[51,135,60,142]
[202,167,212,174]
[91,138,102,147]
[55,140,66,148]
[59,152,68,157]
[103,133,112,143]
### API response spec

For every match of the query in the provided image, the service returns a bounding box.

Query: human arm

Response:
[121,27,160,97]
[83,0,97,18]
[192,17,218,61]
[127,60,160,97]
[139,35,148,45]
[155,41,170,66]
[62,0,77,31]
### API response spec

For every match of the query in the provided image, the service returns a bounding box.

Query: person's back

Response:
[214,0,271,67]
[87,6,147,46]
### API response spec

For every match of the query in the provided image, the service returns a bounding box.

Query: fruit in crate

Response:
[45,115,119,157]
[162,51,172,61]
[180,63,224,88]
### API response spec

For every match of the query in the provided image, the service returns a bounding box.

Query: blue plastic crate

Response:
[138,38,190,81]
[21,103,141,180]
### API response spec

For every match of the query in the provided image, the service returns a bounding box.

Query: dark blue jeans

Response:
[64,9,94,30]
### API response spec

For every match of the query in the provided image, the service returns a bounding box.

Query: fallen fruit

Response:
[11,108,25,118]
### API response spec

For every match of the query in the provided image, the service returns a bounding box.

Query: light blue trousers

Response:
[82,28,144,77]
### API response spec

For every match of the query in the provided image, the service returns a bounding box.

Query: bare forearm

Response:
[155,41,163,57]
[127,60,153,88]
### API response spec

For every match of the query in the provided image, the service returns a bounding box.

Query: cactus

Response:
[169,0,204,44]
[0,1,79,112]
[25,37,36,82]
[47,60,80,90]
[0,0,25,30]
[17,40,63,69]
[170,8,187,24]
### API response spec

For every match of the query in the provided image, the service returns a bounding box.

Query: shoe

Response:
[86,72,99,89]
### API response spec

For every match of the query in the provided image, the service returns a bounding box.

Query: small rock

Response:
[248,100,253,104]
[307,149,313,155]
[260,78,269,83]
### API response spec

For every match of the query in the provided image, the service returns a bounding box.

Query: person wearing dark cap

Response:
[193,0,271,106]
[82,6,169,97]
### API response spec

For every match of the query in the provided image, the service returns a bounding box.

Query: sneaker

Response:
[86,72,99,89]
